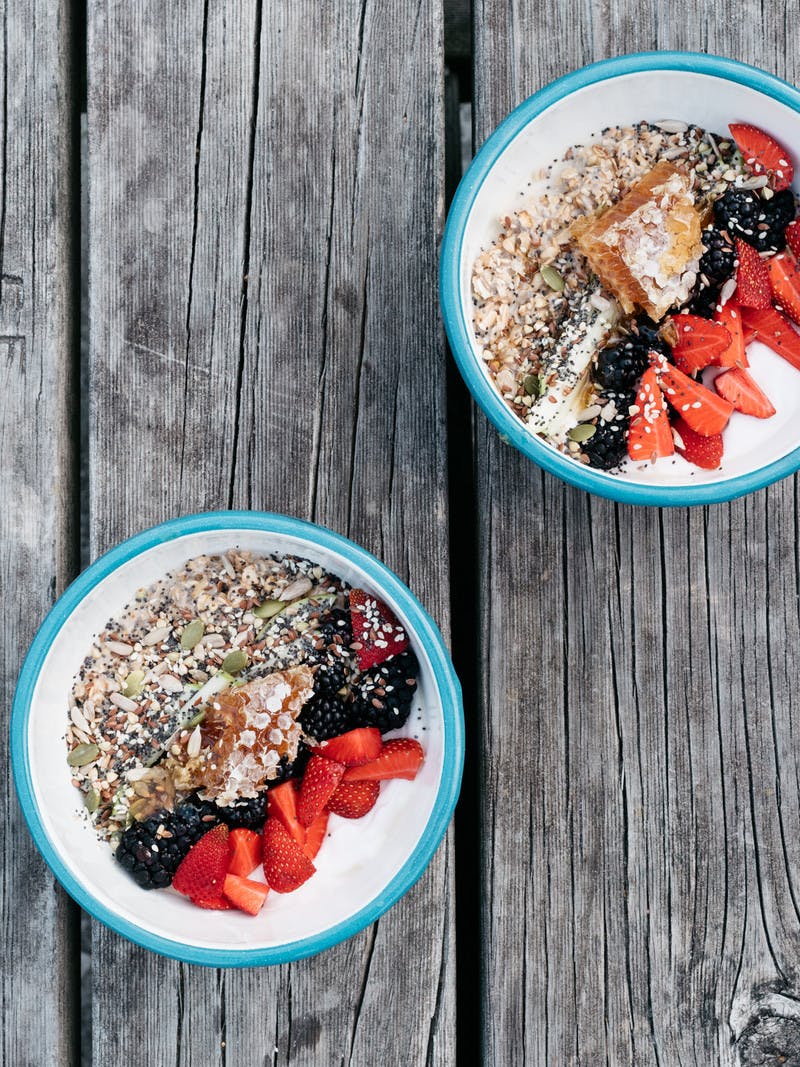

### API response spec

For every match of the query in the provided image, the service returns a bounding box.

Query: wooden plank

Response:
[472,2,800,1063]
[0,0,79,1064]
[86,1,453,1064]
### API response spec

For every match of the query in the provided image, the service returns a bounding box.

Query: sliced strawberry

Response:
[262,817,316,893]
[735,240,771,309]
[302,809,329,860]
[193,894,233,910]
[729,122,794,191]
[672,416,724,471]
[743,324,757,346]
[714,367,776,418]
[343,738,424,783]
[740,305,800,369]
[227,828,262,878]
[786,220,800,259]
[626,366,674,463]
[328,779,381,819]
[223,873,269,916]
[669,313,731,374]
[173,824,230,905]
[658,361,734,436]
[296,755,345,827]
[766,253,800,325]
[319,727,382,767]
[714,302,749,368]
[349,589,410,670]
[267,781,305,845]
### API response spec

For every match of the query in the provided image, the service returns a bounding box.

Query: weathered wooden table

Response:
[4,1,800,1063]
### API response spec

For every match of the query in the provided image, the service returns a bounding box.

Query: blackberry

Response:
[628,315,669,358]
[352,651,419,734]
[686,284,720,320]
[770,188,797,228]
[115,795,220,889]
[311,607,354,696]
[713,188,788,255]
[581,388,634,471]
[698,228,735,287]
[299,692,354,741]
[596,317,666,391]
[214,792,268,831]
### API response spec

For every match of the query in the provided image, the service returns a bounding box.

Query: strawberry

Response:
[349,589,409,670]
[262,816,316,892]
[672,416,724,470]
[302,809,329,860]
[267,781,305,845]
[228,828,262,878]
[626,366,674,463]
[669,313,731,374]
[735,240,771,309]
[714,302,749,368]
[327,779,381,819]
[318,727,382,767]
[743,324,757,346]
[729,122,794,191]
[343,738,424,783]
[192,894,233,910]
[714,367,776,418]
[658,361,734,436]
[173,824,230,905]
[766,253,800,325]
[786,220,800,259]
[740,306,800,370]
[223,873,270,916]
[296,755,345,827]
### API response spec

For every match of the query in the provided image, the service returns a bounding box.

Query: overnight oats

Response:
[472,121,800,472]
[66,550,425,915]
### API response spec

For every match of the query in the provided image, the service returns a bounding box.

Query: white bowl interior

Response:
[461,70,800,486]
[27,529,445,951]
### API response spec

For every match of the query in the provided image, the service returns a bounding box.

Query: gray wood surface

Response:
[0,1,78,1064]
[86,1,453,1065]
[473,3,800,1065]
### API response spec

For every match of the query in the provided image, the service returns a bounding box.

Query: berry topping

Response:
[299,692,354,742]
[296,755,345,827]
[227,828,262,878]
[626,367,674,463]
[699,227,736,287]
[327,780,381,819]
[266,781,305,845]
[658,361,734,437]
[734,240,771,309]
[262,816,316,893]
[713,302,748,368]
[786,220,800,259]
[740,306,800,369]
[596,336,652,390]
[729,122,794,191]
[668,313,731,374]
[581,388,633,471]
[672,416,724,470]
[172,824,230,906]
[766,252,800,325]
[223,873,269,915]
[302,809,330,860]
[214,792,269,832]
[713,188,788,256]
[349,589,410,670]
[351,650,420,734]
[714,367,776,418]
[318,727,383,766]
[343,738,425,783]
[114,796,220,889]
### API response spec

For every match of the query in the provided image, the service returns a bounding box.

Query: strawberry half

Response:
[658,361,734,436]
[343,738,424,783]
[672,416,724,471]
[729,122,794,191]
[714,302,749,368]
[262,817,316,893]
[740,306,800,369]
[302,809,329,861]
[296,754,345,827]
[267,781,305,845]
[786,221,800,259]
[669,313,731,374]
[766,253,800,325]
[349,589,409,670]
[626,366,674,463]
[173,824,230,905]
[223,873,269,916]
[328,779,381,819]
[735,240,771,309]
[714,367,776,418]
[228,828,262,878]
[318,727,382,767]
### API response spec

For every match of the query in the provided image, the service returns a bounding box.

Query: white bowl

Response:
[441,52,800,505]
[11,512,463,966]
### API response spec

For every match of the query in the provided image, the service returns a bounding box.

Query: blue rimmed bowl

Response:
[11,511,463,966]
[441,52,800,506]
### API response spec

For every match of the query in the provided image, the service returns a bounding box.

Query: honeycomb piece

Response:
[571,160,702,320]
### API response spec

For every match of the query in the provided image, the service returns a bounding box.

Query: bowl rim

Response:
[10,510,464,967]
[440,50,800,506]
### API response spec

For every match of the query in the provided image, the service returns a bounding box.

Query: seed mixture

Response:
[470,119,800,472]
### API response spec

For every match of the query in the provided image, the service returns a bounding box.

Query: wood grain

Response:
[86,1,453,1064]
[0,1,78,1064]
[472,2,800,1063]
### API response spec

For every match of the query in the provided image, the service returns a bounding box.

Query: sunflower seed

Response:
[187,726,203,758]
[110,692,138,713]
[105,640,133,656]
[142,625,171,646]
[279,577,313,601]
[655,120,688,133]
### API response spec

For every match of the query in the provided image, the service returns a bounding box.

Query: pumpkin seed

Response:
[180,620,205,650]
[568,423,597,443]
[122,669,145,699]
[523,374,539,396]
[84,789,100,814]
[221,650,248,674]
[541,265,565,292]
[67,743,100,767]
[253,599,284,620]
